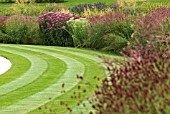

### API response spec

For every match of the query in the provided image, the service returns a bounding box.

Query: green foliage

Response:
[102,33,128,53]
[3,16,41,44]
[0,31,16,44]
[44,3,67,12]
[0,4,45,16]
[0,24,5,33]
[67,17,88,47]
[135,2,170,15]
[87,15,133,53]
[86,22,108,49]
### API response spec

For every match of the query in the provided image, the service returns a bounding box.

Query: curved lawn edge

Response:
[27,46,107,114]
[0,56,12,75]
[0,47,48,96]
[23,45,124,60]
[0,45,85,114]
[0,44,120,114]
[0,49,67,108]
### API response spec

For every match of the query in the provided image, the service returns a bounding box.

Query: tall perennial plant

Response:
[38,12,79,46]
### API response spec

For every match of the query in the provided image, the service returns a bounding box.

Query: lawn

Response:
[0,0,115,9]
[0,0,170,9]
[0,44,120,113]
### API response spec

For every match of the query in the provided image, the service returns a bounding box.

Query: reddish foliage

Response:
[0,16,10,26]
[38,12,79,30]
[89,9,170,113]
[0,16,10,22]
[133,8,170,45]
[88,12,126,24]
[90,43,170,114]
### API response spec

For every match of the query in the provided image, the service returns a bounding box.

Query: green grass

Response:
[0,0,170,9]
[63,0,115,7]
[148,0,170,2]
[0,44,119,113]
[0,0,170,12]
[0,0,115,9]
[0,1,169,13]
[0,4,11,9]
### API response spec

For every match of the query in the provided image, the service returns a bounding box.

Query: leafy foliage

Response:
[0,4,45,16]
[87,12,133,53]
[67,17,88,47]
[1,16,41,44]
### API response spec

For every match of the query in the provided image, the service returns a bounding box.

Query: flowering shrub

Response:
[69,2,117,16]
[87,8,170,113]
[38,12,79,46]
[0,16,10,23]
[132,8,170,48]
[89,36,170,114]
[67,17,88,47]
[89,12,126,24]
[0,16,10,33]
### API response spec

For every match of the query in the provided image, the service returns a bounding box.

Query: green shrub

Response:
[102,33,128,52]
[0,4,44,16]
[0,31,17,44]
[44,3,67,12]
[3,15,41,44]
[87,12,133,53]
[0,24,5,34]
[86,22,108,49]
[67,17,88,47]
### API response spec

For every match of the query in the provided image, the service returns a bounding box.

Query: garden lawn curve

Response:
[0,44,119,114]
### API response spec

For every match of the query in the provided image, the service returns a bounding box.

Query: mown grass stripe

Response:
[0,50,66,108]
[0,50,30,86]
[24,46,106,114]
[0,45,85,114]
[30,45,122,114]
[23,45,103,63]
[30,56,105,114]
[23,45,122,59]
[0,47,48,96]
[0,44,114,114]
